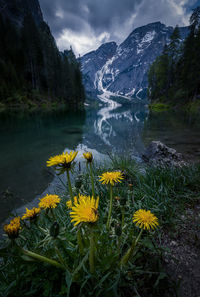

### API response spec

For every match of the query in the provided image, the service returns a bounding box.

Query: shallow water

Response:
[142,110,200,159]
[1,104,200,223]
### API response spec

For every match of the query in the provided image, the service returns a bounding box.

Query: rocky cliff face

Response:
[0,0,43,26]
[81,22,189,100]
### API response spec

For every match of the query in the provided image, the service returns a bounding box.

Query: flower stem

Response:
[50,208,56,221]
[106,185,113,230]
[77,228,84,255]
[89,162,95,198]
[121,206,125,229]
[66,169,74,206]
[120,229,143,267]
[20,247,65,270]
[89,227,95,274]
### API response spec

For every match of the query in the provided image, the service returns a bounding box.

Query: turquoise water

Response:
[1,104,200,222]
[0,109,85,222]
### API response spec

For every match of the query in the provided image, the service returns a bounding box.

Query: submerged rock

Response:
[142,141,188,167]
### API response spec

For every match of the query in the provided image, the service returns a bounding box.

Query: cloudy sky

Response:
[39,0,200,56]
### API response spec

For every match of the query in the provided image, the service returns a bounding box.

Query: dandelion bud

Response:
[115,196,120,201]
[83,152,93,163]
[128,184,133,190]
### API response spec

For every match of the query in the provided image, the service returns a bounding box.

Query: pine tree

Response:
[0,12,85,108]
[148,7,200,103]
[148,52,170,101]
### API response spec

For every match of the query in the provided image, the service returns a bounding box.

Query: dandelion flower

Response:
[83,152,93,163]
[4,217,21,239]
[133,209,159,230]
[70,195,99,226]
[22,207,40,220]
[99,171,124,186]
[66,194,86,209]
[39,194,60,209]
[47,151,78,169]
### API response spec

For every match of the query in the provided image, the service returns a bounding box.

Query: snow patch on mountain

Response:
[81,22,189,102]
[125,88,136,97]
[141,31,156,43]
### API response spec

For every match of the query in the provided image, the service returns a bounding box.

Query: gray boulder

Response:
[142,141,187,167]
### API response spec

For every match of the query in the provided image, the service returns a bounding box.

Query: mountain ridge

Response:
[81,22,189,101]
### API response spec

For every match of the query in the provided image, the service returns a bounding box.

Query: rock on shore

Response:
[142,141,188,167]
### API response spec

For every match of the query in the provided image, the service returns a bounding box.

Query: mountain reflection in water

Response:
[85,103,149,156]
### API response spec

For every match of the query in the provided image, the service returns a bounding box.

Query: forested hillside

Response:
[0,0,85,108]
[148,7,200,105]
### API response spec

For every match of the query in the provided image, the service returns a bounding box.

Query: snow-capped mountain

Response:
[81,22,189,101]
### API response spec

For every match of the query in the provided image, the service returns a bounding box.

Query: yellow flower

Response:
[39,194,60,209]
[132,209,159,230]
[70,195,99,226]
[47,151,78,169]
[83,152,93,163]
[66,194,86,208]
[22,207,40,220]
[99,171,124,186]
[4,217,21,239]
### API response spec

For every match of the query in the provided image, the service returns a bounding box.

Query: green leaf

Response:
[142,237,154,250]
[73,251,89,278]
[94,271,111,290]
[154,272,167,288]
[0,247,9,257]
[65,269,72,297]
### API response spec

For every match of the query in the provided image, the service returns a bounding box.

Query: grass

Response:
[1,156,200,297]
[110,156,200,224]
[149,103,170,112]
[185,100,200,114]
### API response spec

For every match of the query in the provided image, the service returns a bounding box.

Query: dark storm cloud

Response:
[39,0,196,55]
[39,0,140,35]
[86,0,141,33]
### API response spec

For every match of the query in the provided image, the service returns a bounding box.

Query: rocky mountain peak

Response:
[81,22,189,101]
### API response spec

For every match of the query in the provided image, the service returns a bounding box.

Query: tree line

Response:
[148,6,200,104]
[0,13,85,108]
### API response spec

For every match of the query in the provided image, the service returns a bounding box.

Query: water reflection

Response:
[84,103,149,156]
[142,110,200,160]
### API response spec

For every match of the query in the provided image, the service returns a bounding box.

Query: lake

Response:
[1,102,200,223]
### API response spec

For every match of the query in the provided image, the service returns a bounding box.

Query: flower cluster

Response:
[4,217,21,239]
[3,148,160,280]
[70,195,99,226]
